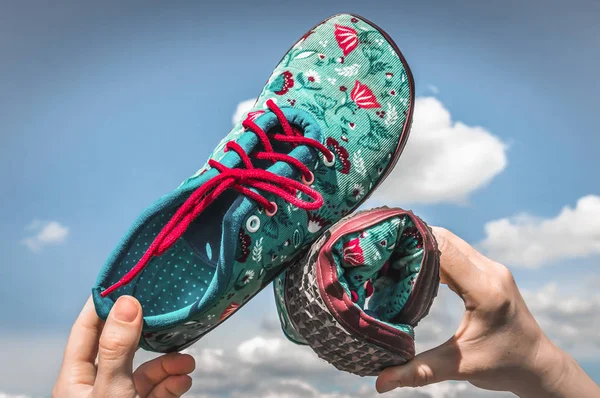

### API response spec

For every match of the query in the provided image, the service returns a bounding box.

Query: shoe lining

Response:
[331,215,424,328]
[103,204,224,317]
[102,122,307,318]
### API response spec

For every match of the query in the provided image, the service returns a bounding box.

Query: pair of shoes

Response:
[92,13,439,375]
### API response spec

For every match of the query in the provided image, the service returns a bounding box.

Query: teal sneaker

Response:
[275,207,439,376]
[92,13,414,352]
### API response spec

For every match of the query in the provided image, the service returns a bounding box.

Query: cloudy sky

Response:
[1,0,599,397]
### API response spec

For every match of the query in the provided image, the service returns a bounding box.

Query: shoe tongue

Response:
[332,216,424,323]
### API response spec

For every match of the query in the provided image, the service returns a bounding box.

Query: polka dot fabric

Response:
[103,210,215,317]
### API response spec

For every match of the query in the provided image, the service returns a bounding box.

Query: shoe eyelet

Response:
[302,171,314,185]
[246,215,260,233]
[323,153,336,167]
[265,202,278,217]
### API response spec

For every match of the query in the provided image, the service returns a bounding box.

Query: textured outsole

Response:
[283,208,440,376]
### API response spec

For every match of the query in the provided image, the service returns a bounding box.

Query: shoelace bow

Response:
[101,99,334,297]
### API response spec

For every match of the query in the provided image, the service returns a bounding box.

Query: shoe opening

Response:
[331,214,424,327]
[100,190,241,317]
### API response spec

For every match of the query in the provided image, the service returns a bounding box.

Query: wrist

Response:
[511,336,569,397]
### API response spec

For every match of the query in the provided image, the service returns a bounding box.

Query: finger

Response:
[94,296,143,395]
[59,296,103,385]
[433,227,509,278]
[376,339,461,393]
[64,296,103,364]
[134,353,196,397]
[431,226,490,269]
[432,227,488,302]
[147,375,193,398]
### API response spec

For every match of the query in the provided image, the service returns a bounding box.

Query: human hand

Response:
[376,227,600,397]
[53,296,196,398]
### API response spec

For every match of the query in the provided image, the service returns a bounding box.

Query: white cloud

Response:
[178,303,513,398]
[0,332,66,397]
[21,220,69,252]
[0,393,32,398]
[232,98,257,125]
[374,97,507,204]
[183,337,509,398]
[522,283,600,357]
[237,336,327,369]
[237,336,283,364]
[187,348,226,373]
[408,383,467,398]
[479,195,600,267]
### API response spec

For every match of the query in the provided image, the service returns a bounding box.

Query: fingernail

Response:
[113,296,139,322]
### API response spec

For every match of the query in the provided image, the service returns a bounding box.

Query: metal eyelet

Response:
[265,202,278,217]
[246,215,260,233]
[323,153,336,167]
[302,171,315,185]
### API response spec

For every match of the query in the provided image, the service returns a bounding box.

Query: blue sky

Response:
[1,1,599,397]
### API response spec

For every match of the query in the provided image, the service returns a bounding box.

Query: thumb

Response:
[94,296,142,397]
[431,227,487,305]
[376,339,460,393]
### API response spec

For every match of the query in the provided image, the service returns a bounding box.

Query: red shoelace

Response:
[101,99,334,297]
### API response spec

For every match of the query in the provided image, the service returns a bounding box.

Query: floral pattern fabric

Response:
[330,216,422,311]
[142,14,412,352]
